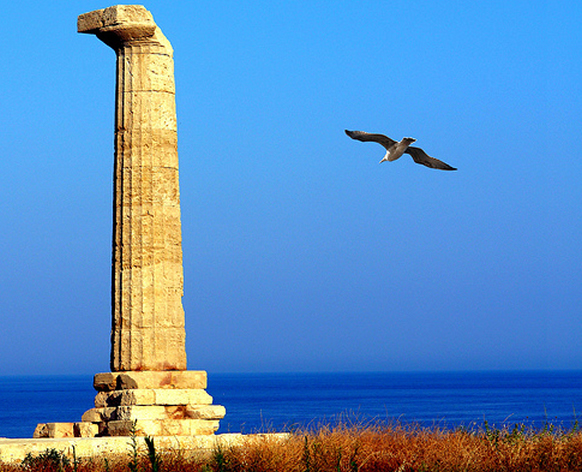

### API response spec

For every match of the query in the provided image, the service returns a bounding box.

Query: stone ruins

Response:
[33,5,226,438]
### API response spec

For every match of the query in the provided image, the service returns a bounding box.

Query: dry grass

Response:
[6,421,582,471]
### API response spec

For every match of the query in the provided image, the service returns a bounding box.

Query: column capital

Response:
[78,5,169,50]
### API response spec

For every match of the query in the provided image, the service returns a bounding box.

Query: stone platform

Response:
[33,371,226,438]
[0,433,289,464]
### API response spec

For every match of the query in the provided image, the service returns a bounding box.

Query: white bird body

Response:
[380,137,416,163]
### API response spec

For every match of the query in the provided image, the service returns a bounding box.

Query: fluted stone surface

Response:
[79,5,186,371]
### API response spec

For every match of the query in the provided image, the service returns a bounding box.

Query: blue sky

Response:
[0,1,580,375]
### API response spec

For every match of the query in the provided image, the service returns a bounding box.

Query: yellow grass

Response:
[7,421,582,471]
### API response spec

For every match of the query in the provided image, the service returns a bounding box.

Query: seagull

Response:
[345,130,457,171]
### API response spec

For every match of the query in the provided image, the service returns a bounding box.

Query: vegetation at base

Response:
[21,448,71,472]
[7,420,582,471]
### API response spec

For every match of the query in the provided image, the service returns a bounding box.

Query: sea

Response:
[1,371,582,439]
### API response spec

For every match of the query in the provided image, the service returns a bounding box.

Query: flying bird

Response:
[345,130,457,171]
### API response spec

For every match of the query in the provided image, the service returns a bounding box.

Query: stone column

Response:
[32,5,226,438]
[78,5,186,371]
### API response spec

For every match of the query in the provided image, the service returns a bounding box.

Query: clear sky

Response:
[0,1,580,376]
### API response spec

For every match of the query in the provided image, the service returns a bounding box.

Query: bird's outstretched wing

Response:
[405,146,457,171]
[345,130,396,150]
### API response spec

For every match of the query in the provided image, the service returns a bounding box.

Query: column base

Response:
[33,371,226,438]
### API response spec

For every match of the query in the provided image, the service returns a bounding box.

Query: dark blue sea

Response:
[1,371,582,438]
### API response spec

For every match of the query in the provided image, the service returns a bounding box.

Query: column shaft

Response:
[78,5,187,371]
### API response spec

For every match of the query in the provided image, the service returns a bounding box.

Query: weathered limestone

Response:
[104,419,221,437]
[0,434,290,464]
[95,389,212,408]
[82,405,226,423]
[74,423,100,438]
[79,4,185,372]
[34,371,226,438]
[33,423,100,439]
[93,371,207,391]
[32,424,75,439]
[94,388,213,407]
[31,6,226,439]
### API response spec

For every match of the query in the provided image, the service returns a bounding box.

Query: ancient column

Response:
[33,5,225,438]
[79,5,186,371]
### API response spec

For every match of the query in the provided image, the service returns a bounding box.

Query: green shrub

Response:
[21,448,71,472]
